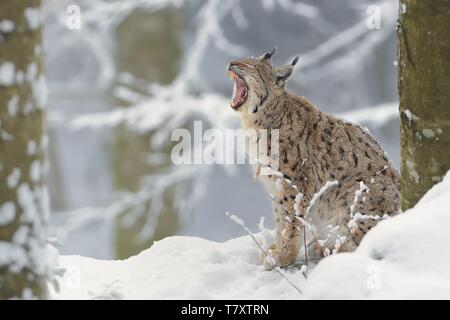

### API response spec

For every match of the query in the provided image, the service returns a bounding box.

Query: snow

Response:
[13,226,29,245]
[0,242,28,273]
[0,202,16,226]
[0,62,15,86]
[402,109,415,124]
[401,3,407,14]
[349,181,368,216]
[26,62,38,82]
[30,160,42,183]
[27,141,38,156]
[16,71,24,85]
[52,171,450,299]
[422,129,434,138]
[7,168,21,189]
[406,159,420,183]
[305,180,338,216]
[225,212,244,226]
[52,233,305,299]
[294,193,304,216]
[32,75,48,109]
[17,183,38,222]
[7,95,19,117]
[305,171,450,299]
[24,7,42,30]
[0,20,15,33]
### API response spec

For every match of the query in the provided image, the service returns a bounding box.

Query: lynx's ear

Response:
[272,56,299,87]
[258,47,277,62]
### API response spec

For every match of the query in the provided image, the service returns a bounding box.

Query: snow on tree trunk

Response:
[397,0,450,210]
[0,0,52,299]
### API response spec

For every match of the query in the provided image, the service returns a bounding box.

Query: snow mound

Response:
[305,172,450,299]
[52,172,450,300]
[51,231,305,299]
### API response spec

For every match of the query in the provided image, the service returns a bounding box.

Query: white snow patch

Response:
[0,202,16,226]
[350,181,367,214]
[21,288,35,300]
[406,159,420,183]
[24,7,42,30]
[23,101,33,114]
[0,130,14,141]
[13,226,29,245]
[306,180,338,216]
[294,192,304,216]
[0,241,28,272]
[7,95,19,117]
[225,212,244,226]
[0,62,15,86]
[275,177,282,192]
[422,129,434,138]
[27,141,38,156]
[401,3,407,14]
[258,217,265,231]
[402,109,417,124]
[15,71,24,84]
[32,75,48,109]
[0,20,15,33]
[17,183,37,222]
[7,168,21,189]
[30,160,41,183]
[41,134,49,150]
[26,62,38,82]
[34,45,43,55]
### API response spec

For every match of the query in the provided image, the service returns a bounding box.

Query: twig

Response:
[305,180,339,216]
[225,212,304,295]
[300,202,308,269]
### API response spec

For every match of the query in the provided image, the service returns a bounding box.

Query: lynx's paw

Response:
[260,243,277,270]
[260,243,297,270]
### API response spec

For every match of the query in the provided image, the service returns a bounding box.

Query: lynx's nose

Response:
[228,61,245,72]
[227,62,237,72]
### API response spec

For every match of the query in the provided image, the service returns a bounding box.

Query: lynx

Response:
[227,48,400,268]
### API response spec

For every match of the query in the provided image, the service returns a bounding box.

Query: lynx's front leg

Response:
[265,181,303,268]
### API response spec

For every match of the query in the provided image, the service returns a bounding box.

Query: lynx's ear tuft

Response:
[259,47,277,61]
[272,57,299,87]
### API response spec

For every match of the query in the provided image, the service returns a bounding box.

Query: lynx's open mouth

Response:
[228,70,248,109]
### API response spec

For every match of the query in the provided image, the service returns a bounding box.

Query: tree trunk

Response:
[397,0,450,210]
[0,0,50,299]
[113,8,182,259]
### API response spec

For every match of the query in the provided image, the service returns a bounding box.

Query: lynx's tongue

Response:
[231,74,248,109]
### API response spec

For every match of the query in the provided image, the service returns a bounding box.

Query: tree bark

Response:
[397,0,450,210]
[0,0,50,299]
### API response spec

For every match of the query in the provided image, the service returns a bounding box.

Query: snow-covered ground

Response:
[51,230,306,299]
[51,172,450,300]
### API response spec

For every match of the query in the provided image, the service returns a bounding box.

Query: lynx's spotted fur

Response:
[227,49,400,268]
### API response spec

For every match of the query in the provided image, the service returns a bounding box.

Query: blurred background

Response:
[43,0,400,260]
